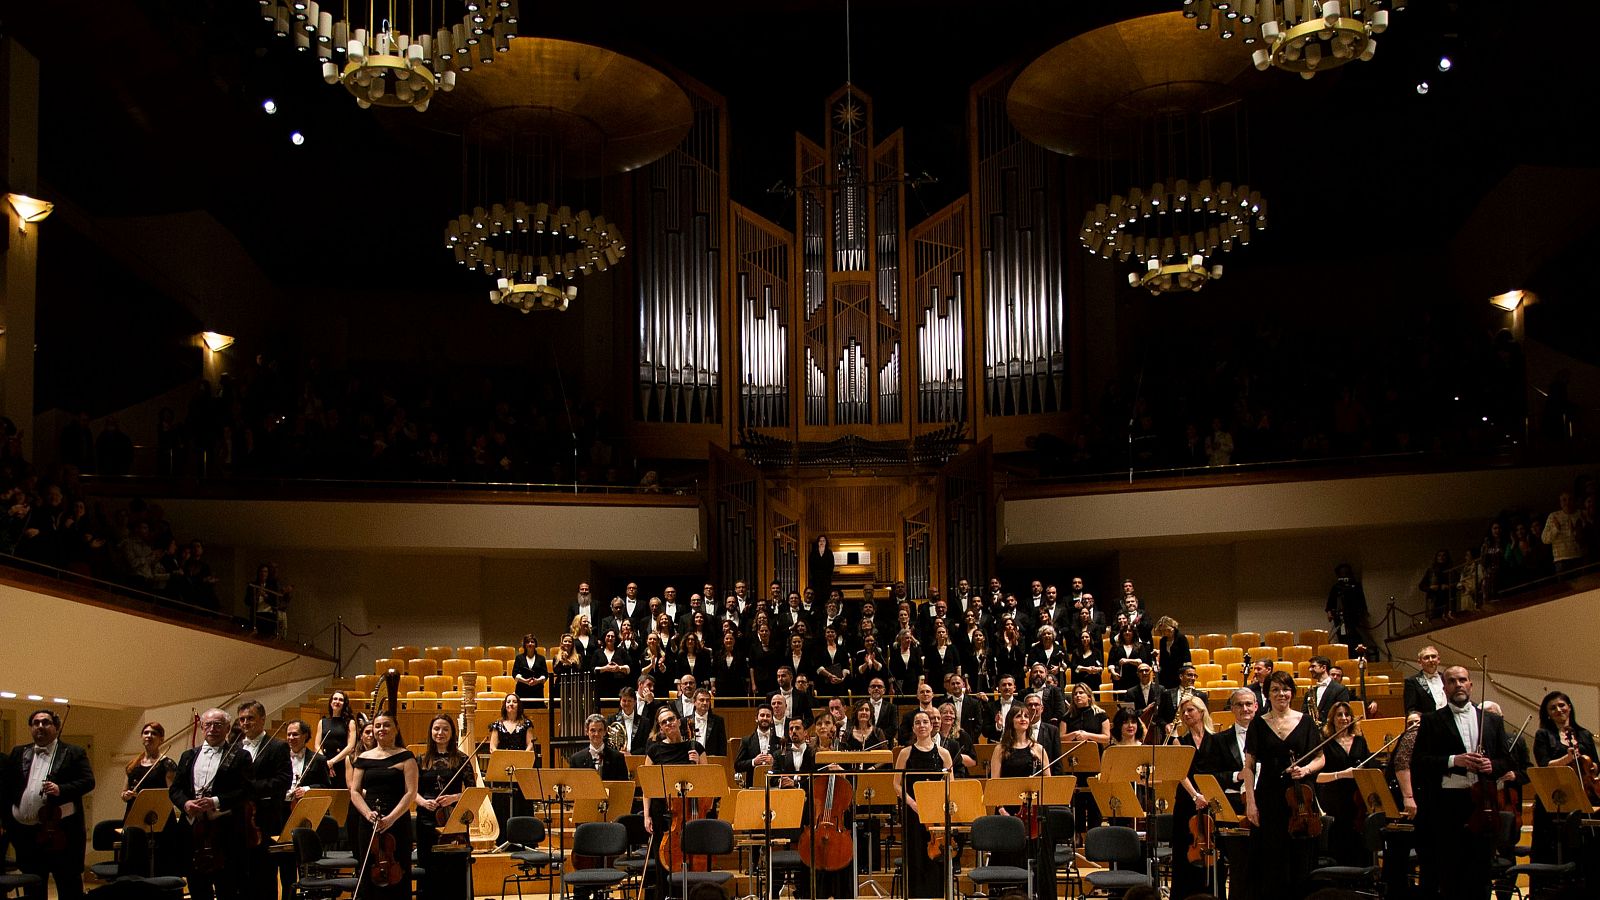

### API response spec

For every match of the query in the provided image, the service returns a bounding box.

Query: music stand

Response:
[914,778,982,900]
[624,754,647,777]
[517,768,606,888]
[591,780,636,822]
[1527,767,1593,865]
[1092,747,1156,822]
[1189,776,1240,823]
[730,788,805,899]
[638,765,729,900]
[487,749,538,819]
[853,772,898,885]
[124,789,175,878]
[1343,771,1397,822]
[814,751,895,767]
[300,787,351,825]
[440,786,496,835]
[1361,718,1407,756]
[277,795,332,843]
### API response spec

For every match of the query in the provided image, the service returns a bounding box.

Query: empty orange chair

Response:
[424,646,455,662]
[1195,664,1224,684]
[391,645,422,661]
[457,645,486,661]
[1254,646,1280,662]
[441,659,473,680]
[397,675,421,694]
[1297,629,1330,648]
[408,658,439,677]
[375,658,406,677]
[423,675,454,694]
[353,674,378,695]
[1281,645,1313,666]
[1264,631,1296,649]
[1197,634,1229,652]
[475,659,505,679]
[1274,660,1295,675]
[1213,647,1244,669]
[1190,648,1211,666]
[485,646,518,663]
[1316,643,1350,662]
[1231,632,1262,649]
[491,675,518,695]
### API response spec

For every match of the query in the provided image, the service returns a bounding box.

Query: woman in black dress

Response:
[896,710,953,900]
[121,721,175,809]
[674,632,712,686]
[349,712,418,900]
[489,693,533,821]
[642,705,709,896]
[1531,691,1599,879]
[1069,629,1104,689]
[987,706,1055,900]
[711,630,748,698]
[808,534,835,602]
[1313,701,1372,866]
[889,629,924,695]
[1243,669,1325,899]
[1061,684,1111,749]
[590,629,634,702]
[315,690,360,790]
[1171,695,1234,900]
[510,633,548,705]
[415,715,467,900]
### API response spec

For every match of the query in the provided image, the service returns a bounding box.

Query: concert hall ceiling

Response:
[4,1,1591,312]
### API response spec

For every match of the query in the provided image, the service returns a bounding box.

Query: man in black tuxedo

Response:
[1404,645,1446,715]
[235,700,292,900]
[1151,665,1210,743]
[939,673,987,739]
[984,675,1021,741]
[733,706,782,785]
[2,709,95,900]
[864,677,899,739]
[1120,663,1162,717]
[1411,665,1513,900]
[1216,688,1258,897]
[770,717,817,787]
[279,718,331,900]
[1301,656,1353,729]
[1021,693,1063,774]
[171,708,253,900]
[568,715,630,780]
[567,581,598,632]
[684,689,728,757]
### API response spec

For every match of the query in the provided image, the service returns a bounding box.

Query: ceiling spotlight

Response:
[1437,56,1452,72]
[290,131,306,145]
[200,331,236,352]
[26,694,43,701]
[0,691,15,699]
[1415,81,1430,95]
[263,99,279,115]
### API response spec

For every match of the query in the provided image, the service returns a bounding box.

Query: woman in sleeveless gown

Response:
[896,710,953,899]
[988,706,1055,900]
[349,712,419,900]
[1243,670,1325,899]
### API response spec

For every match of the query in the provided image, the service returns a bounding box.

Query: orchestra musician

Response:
[415,714,467,900]
[685,688,728,755]
[1411,665,1512,900]
[935,704,977,775]
[839,699,890,756]
[895,710,953,900]
[897,682,942,746]
[122,721,176,809]
[733,706,781,785]
[988,705,1056,900]
[642,705,707,897]
[1312,701,1371,867]
[1170,695,1232,900]
[488,692,533,823]
[348,711,419,900]
[170,708,251,900]
[1151,616,1192,690]
[1021,693,1062,773]
[1242,670,1324,899]
[1151,664,1208,745]
[3,709,94,900]
[610,687,649,756]
[277,719,330,900]
[569,714,629,780]
[1302,656,1352,728]
[1403,646,1446,715]
[314,690,360,790]
[1216,689,1258,900]
[235,700,292,900]
[1530,691,1597,888]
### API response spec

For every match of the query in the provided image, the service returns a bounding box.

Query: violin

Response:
[369,823,403,888]
[1565,727,1600,805]
[1285,779,1323,838]
[1465,660,1504,837]
[1187,797,1217,866]
[35,803,68,855]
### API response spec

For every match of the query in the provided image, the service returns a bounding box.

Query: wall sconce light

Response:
[1488,289,1528,312]
[6,193,55,231]
[200,331,236,352]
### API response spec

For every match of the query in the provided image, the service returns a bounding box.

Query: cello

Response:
[797,733,852,873]
[657,716,711,874]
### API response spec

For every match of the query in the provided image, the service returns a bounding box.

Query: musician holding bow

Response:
[170,708,251,900]
[3,708,94,900]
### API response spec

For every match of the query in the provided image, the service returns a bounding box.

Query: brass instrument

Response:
[606,720,628,752]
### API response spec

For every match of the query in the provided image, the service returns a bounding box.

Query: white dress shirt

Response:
[1443,702,1481,789]
[193,743,226,811]
[12,744,56,824]
[1425,673,1446,709]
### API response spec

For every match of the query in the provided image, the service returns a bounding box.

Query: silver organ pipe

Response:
[912,202,968,424]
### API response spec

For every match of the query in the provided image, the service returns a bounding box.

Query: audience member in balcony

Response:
[1418,549,1455,619]
[1542,491,1583,576]
[1206,416,1235,466]
[1456,548,1483,611]
[1502,519,1546,586]
[95,418,134,476]
[116,520,159,590]
[1479,520,1507,601]
[245,563,283,637]
[1326,562,1374,651]
[183,540,220,609]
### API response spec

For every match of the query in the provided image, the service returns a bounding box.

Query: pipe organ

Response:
[635,87,725,424]
[630,76,1074,454]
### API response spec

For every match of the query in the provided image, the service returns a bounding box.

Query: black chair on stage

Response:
[1504,810,1583,900]
[965,815,1032,900]
[664,819,735,895]
[1082,825,1151,896]
[613,813,653,893]
[501,816,564,900]
[1046,806,1081,898]
[291,827,361,900]
[560,823,629,900]
[1308,812,1385,896]
[0,874,41,900]
[89,820,126,881]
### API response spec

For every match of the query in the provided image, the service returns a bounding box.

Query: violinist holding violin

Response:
[349,712,419,900]
[1411,665,1511,900]
[1171,695,1233,900]
[416,715,468,900]
[3,708,94,900]
[1531,691,1597,888]
[171,708,251,900]
[277,719,330,900]
[1241,670,1325,899]
[643,706,707,897]
[235,701,293,900]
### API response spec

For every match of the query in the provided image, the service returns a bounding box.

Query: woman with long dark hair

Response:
[316,690,361,789]
[415,715,467,900]
[808,534,835,602]
[349,712,418,900]
[1532,691,1599,881]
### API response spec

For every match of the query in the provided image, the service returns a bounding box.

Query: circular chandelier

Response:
[259,0,518,111]
[1182,0,1404,79]
[1080,177,1267,294]
[445,202,626,313]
